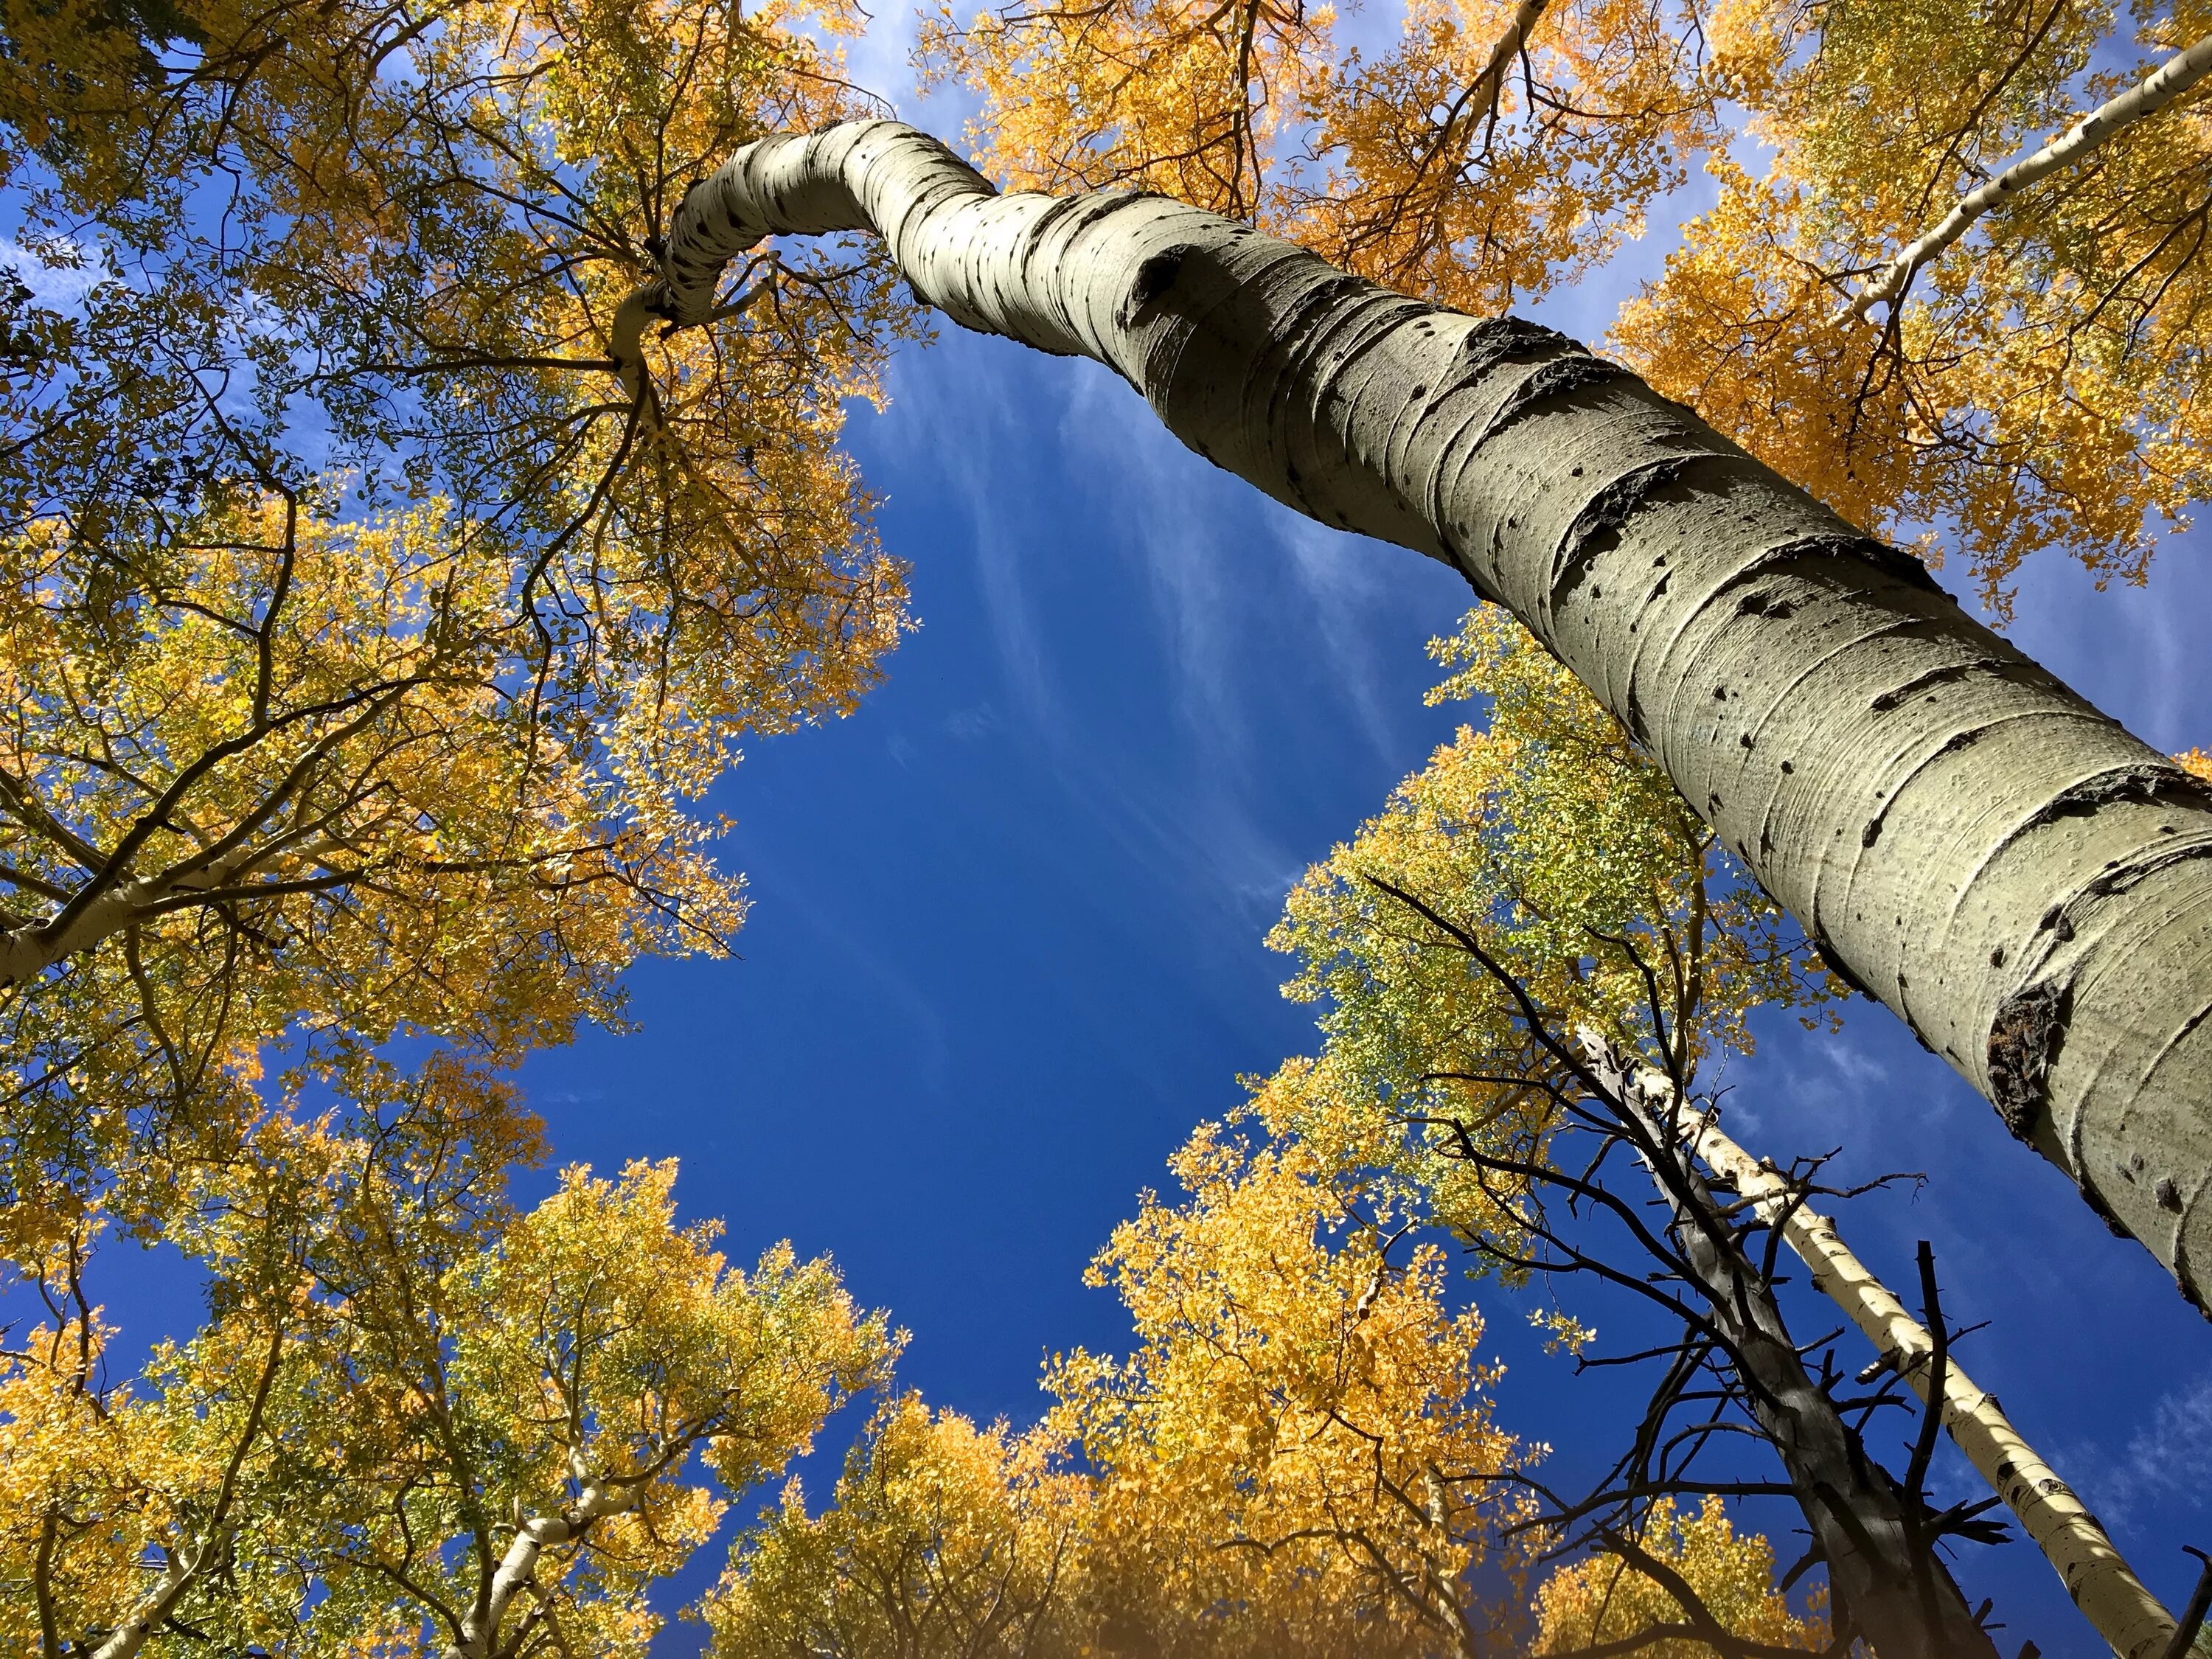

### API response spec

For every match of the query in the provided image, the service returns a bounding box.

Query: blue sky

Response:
[502,289,2212,1651]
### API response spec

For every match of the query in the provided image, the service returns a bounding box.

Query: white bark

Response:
[613,120,2212,1311]
[447,1467,636,1659]
[1839,35,2212,321]
[1667,1098,2174,1659]
[89,1534,226,1659]
[0,844,274,986]
[90,1326,284,1659]
[1583,1035,1996,1659]
[1461,0,1548,136]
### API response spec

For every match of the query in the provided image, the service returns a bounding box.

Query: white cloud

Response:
[2070,1374,2212,1535]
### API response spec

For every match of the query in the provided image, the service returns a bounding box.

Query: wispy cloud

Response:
[1060,366,1255,769]
[879,343,1068,734]
[1281,518,1410,769]
[2072,1374,2212,1535]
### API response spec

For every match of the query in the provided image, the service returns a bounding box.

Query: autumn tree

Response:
[0,0,920,1247]
[0,1057,894,1656]
[709,1393,1091,1659]
[1245,608,2031,1656]
[708,1119,1534,1659]
[1531,1497,1829,1658]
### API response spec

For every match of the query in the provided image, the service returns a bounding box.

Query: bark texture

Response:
[1675,1102,2174,1659]
[613,119,2212,1310]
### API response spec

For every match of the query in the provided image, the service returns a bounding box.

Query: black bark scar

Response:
[1988,978,2072,1141]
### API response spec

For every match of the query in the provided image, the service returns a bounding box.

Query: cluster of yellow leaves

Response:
[0,481,765,1264]
[1257,606,1832,1249]
[1533,1497,1828,1657]
[1052,1122,1532,1658]
[713,1116,1536,1659]
[712,1393,1091,1658]
[1615,0,2212,611]
[0,0,924,1256]
[920,0,1714,310]
[708,1110,1827,1659]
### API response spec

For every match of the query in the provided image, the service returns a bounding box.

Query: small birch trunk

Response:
[1583,1040,1996,1659]
[1840,36,2212,321]
[1673,1102,2175,1659]
[89,1537,223,1659]
[1459,0,1550,133]
[614,121,2212,1310]
[448,1473,635,1659]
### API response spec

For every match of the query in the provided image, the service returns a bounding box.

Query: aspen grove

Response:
[4,0,2212,1652]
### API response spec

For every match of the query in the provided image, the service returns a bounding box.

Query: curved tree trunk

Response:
[612,120,2212,1311]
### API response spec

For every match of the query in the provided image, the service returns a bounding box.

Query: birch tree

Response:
[711,1126,1537,1659]
[927,0,2212,608]
[609,116,2212,1310]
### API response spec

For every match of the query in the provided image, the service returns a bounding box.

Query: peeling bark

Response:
[613,119,2212,1310]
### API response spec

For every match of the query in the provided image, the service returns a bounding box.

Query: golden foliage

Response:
[1533,1496,1828,1658]
[710,1394,1091,1658]
[0,1063,892,1653]
[0,0,919,1249]
[1050,1121,1532,1658]
[711,1118,1540,1659]
[919,0,1714,310]
[1257,608,1832,1249]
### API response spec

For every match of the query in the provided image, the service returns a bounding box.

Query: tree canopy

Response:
[4,0,2207,1652]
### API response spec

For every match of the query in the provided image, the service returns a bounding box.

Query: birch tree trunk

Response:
[448,1471,636,1659]
[613,120,2212,1310]
[1670,1102,2175,1659]
[1839,35,2212,321]
[1580,1039,1997,1659]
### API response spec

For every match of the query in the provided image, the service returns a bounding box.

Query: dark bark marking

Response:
[1447,315,1573,384]
[1018,192,1110,285]
[1988,978,2073,1141]
[1120,243,1194,327]
[1549,458,1691,609]
[1472,354,1634,450]
[1736,591,1797,619]
[2020,760,2211,832]
[1711,532,1948,602]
